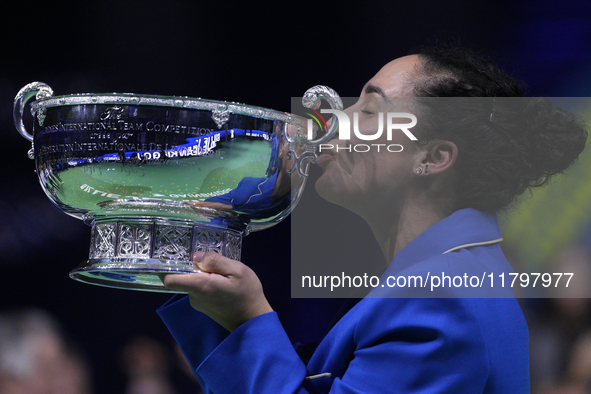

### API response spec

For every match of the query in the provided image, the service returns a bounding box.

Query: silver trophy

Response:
[14,82,341,292]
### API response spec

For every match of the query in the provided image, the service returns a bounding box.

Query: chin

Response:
[314,172,345,207]
[314,172,330,199]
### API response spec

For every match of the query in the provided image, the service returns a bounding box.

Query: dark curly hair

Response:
[410,44,588,213]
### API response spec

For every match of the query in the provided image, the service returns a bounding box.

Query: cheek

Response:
[314,137,418,205]
[351,142,418,196]
[314,151,379,200]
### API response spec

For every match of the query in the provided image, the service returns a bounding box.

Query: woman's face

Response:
[315,55,426,215]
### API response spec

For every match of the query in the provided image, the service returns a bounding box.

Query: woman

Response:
[157,46,587,393]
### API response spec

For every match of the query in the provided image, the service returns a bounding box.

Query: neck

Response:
[362,197,447,263]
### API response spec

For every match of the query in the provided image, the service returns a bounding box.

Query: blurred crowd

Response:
[524,245,591,394]
[0,309,92,394]
[0,309,202,394]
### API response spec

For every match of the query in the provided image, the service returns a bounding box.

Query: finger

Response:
[195,252,242,277]
[160,272,216,293]
[192,251,206,262]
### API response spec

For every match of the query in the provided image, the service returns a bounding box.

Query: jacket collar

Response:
[390,208,502,270]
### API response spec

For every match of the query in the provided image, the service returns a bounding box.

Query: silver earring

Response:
[415,167,423,175]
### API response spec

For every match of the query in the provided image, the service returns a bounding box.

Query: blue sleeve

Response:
[158,297,520,393]
[196,312,310,394]
[157,296,309,394]
[156,295,231,392]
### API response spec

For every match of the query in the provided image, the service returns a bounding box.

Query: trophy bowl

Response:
[14,82,341,292]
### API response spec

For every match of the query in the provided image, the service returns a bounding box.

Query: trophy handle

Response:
[286,85,343,178]
[13,82,54,142]
[301,85,343,146]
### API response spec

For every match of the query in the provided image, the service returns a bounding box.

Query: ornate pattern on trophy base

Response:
[69,219,242,292]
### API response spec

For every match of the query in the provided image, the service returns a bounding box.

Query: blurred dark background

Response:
[1,1,591,393]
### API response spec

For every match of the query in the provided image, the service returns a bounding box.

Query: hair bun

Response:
[414,44,588,212]
[522,98,588,187]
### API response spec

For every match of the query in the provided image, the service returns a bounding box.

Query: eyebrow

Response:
[364,84,391,103]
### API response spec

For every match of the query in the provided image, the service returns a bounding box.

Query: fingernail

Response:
[192,251,205,262]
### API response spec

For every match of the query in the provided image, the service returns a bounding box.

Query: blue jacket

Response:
[158,209,530,393]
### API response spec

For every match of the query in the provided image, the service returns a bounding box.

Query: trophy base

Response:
[70,258,201,293]
[69,213,243,292]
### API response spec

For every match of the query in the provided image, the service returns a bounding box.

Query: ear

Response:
[421,140,458,175]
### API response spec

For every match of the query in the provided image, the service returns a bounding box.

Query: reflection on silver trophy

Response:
[14,82,341,292]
